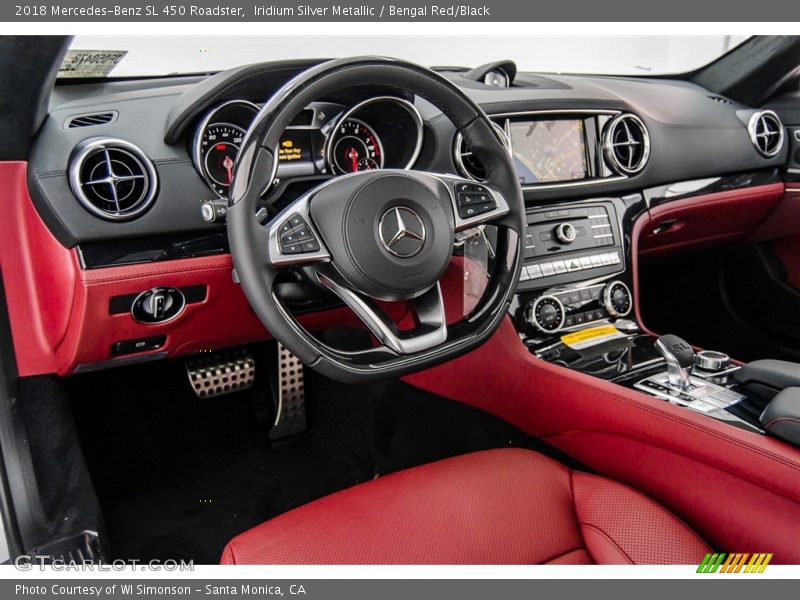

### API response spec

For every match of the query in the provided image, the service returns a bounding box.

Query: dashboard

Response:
[12,58,797,375]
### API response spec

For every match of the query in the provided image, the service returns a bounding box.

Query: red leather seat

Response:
[221,448,709,564]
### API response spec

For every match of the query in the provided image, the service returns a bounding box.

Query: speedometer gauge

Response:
[200,123,245,197]
[329,119,384,174]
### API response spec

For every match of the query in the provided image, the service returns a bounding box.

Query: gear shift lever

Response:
[655,334,695,391]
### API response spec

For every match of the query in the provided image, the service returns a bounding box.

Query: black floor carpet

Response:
[69,354,572,565]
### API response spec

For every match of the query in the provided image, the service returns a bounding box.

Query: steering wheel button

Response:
[455,182,479,194]
[458,201,495,219]
[458,192,494,207]
[288,214,306,228]
[292,227,314,242]
[301,239,320,252]
[281,244,303,255]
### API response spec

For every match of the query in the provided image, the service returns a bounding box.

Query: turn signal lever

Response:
[655,334,694,391]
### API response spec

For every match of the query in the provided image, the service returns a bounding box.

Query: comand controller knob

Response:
[525,295,566,334]
[555,222,577,244]
[602,280,632,318]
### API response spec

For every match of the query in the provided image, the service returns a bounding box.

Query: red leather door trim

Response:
[0,162,76,375]
[636,183,784,257]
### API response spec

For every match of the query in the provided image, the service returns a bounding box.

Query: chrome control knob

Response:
[525,295,566,334]
[201,199,228,223]
[694,350,730,372]
[603,280,632,317]
[555,222,577,244]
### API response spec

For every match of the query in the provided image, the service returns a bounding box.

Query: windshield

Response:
[66,35,750,79]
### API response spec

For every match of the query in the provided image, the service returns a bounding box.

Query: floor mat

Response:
[69,353,576,565]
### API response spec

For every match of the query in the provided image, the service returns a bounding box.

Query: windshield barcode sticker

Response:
[58,50,128,78]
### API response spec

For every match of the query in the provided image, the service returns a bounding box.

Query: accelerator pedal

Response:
[185,349,255,399]
[270,343,307,441]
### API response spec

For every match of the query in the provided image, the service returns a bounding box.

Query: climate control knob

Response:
[555,222,577,244]
[602,280,632,318]
[526,295,566,334]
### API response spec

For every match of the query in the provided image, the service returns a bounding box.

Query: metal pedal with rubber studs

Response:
[270,343,307,440]
[185,349,256,399]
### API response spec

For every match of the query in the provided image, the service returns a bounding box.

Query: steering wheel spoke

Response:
[267,194,332,267]
[315,271,447,355]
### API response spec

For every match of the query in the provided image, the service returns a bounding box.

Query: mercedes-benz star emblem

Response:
[378,206,426,258]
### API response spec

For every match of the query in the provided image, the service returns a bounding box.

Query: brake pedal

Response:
[270,343,307,440]
[185,349,255,399]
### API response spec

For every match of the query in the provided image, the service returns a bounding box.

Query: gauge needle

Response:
[223,155,234,185]
[347,147,359,172]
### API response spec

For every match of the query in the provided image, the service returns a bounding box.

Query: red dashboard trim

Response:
[0,161,383,376]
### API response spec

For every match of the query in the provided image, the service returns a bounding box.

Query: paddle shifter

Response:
[655,334,694,391]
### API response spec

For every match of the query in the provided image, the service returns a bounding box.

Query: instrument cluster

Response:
[192,96,424,199]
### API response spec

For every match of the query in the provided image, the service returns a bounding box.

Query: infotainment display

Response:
[508,119,588,185]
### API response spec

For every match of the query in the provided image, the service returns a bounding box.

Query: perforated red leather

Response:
[572,472,709,565]
[220,449,709,565]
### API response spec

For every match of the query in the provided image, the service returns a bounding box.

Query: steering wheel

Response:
[227,57,524,383]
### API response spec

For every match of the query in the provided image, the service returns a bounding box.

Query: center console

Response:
[513,195,800,447]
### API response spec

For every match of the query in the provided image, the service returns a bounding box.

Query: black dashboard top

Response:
[28,59,789,249]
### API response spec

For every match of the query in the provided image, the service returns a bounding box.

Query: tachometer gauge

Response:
[329,119,384,174]
[200,123,245,197]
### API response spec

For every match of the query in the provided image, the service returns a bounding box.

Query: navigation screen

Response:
[508,119,588,185]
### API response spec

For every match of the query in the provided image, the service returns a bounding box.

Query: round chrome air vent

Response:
[748,110,784,158]
[602,113,650,176]
[454,121,511,182]
[68,138,158,221]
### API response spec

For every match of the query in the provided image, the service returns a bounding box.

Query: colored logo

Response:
[697,553,773,573]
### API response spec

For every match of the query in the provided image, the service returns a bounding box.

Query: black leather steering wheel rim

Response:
[227,57,524,383]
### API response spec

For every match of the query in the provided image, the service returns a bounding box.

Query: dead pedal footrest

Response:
[186,349,256,399]
[270,343,307,440]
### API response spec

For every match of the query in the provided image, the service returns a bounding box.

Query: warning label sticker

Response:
[58,50,127,78]
[560,325,626,350]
